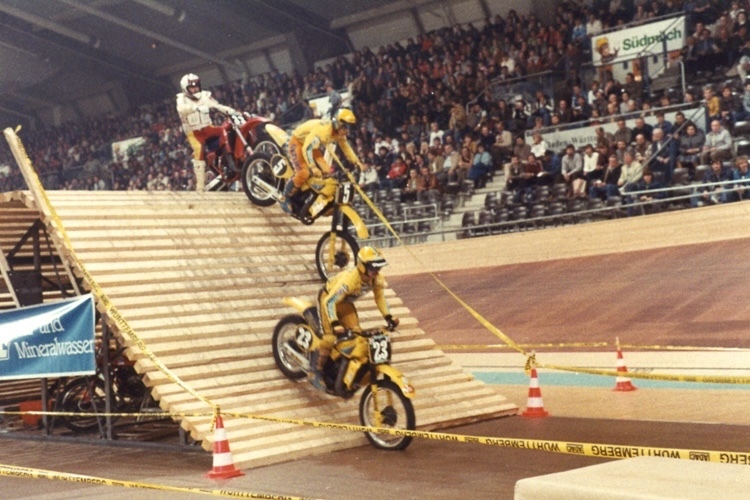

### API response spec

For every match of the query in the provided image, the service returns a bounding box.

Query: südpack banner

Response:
[591,16,686,66]
[0,295,96,380]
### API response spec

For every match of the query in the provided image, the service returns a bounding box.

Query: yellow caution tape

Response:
[536,363,750,385]
[0,463,309,499]
[333,152,750,383]
[5,408,750,465]
[219,411,750,464]
[437,342,610,350]
[3,128,216,415]
[334,153,529,358]
[437,343,748,351]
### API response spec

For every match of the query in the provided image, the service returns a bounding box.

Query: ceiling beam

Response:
[55,0,243,71]
[0,2,98,46]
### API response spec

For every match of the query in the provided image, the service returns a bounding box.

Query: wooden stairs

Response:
[0,189,517,468]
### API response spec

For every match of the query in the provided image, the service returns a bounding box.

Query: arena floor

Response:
[0,240,750,499]
[2,238,749,498]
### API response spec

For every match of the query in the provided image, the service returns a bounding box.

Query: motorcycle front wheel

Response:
[241,152,278,206]
[315,230,359,281]
[60,377,113,432]
[359,379,415,451]
[272,315,308,380]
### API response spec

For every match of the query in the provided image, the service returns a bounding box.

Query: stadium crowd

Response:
[1,0,750,216]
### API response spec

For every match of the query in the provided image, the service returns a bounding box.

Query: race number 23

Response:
[369,334,391,364]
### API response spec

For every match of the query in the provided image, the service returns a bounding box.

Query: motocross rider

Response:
[281,107,363,217]
[175,73,238,190]
[311,246,399,391]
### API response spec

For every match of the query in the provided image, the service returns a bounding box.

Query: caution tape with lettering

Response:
[0,463,309,499]
[3,405,750,466]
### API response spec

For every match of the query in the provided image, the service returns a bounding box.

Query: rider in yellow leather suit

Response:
[282,108,363,217]
[310,246,399,391]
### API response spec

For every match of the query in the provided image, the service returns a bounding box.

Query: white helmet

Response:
[180,73,202,100]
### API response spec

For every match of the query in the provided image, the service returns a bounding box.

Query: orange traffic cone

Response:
[613,339,637,392]
[521,368,549,418]
[206,415,245,480]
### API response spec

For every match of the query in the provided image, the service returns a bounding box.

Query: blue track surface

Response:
[472,371,750,390]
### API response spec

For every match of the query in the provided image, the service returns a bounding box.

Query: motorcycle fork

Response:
[324,210,347,267]
[367,368,394,428]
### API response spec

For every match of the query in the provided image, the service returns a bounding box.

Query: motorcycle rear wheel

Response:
[272,315,308,380]
[242,152,278,206]
[359,379,415,451]
[315,230,359,281]
[60,377,114,432]
[254,140,281,157]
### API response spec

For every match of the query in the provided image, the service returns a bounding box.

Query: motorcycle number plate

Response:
[295,326,314,351]
[368,334,391,365]
[271,157,288,177]
[336,182,354,205]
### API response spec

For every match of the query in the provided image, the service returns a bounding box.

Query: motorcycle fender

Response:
[264,124,290,148]
[282,296,315,313]
[376,365,416,399]
[339,205,369,239]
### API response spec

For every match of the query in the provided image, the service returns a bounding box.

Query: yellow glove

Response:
[311,167,323,178]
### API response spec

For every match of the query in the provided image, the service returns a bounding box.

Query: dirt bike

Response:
[242,147,369,280]
[204,112,284,191]
[271,296,416,451]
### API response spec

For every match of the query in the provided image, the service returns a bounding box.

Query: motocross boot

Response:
[281,182,300,216]
[308,350,329,392]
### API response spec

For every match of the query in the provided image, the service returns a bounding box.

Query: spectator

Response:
[401,167,420,202]
[491,122,514,167]
[589,153,622,201]
[583,143,604,189]
[561,144,584,198]
[646,128,675,184]
[692,158,731,207]
[453,146,473,185]
[633,133,652,163]
[438,143,460,187]
[418,162,439,192]
[613,118,633,146]
[678,123,706,174]
[631,116,653,143]
[505,154,525,193]
[700,119,733,164]
[428,122,445,146]
[358,162,381,191]
[703,86,721,123]
[385,157,408,189]
[719,85,745,128]
[468,142,493,189]
[530,132,549,159]
[617,149,644,195]
[730,155,750,201]
[629,169,666,216]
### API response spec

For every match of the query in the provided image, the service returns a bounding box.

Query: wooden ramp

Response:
[0,189,517,468]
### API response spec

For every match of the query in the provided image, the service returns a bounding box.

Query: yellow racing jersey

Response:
[291,119,361,172]
[321,267,390,324]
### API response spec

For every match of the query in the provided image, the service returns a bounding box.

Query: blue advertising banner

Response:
[0,295,96,380]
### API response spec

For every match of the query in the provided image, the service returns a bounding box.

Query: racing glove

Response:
[384,315,399,331]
